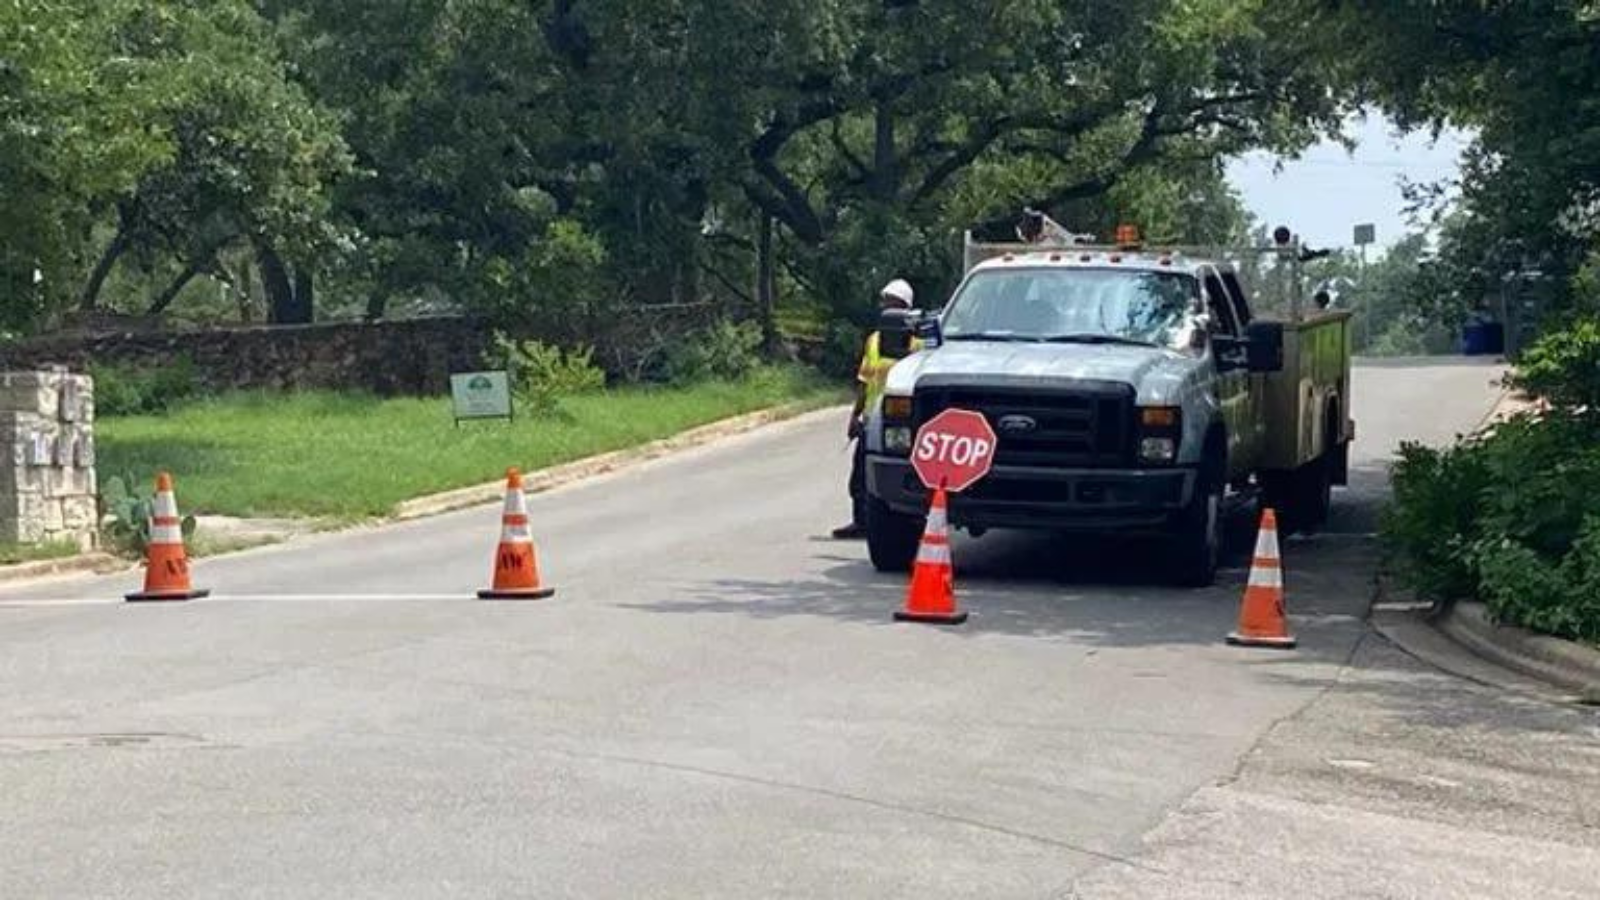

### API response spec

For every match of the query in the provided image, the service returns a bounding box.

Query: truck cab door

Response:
[1200,267,1253,478]
[1221,270,1267,470]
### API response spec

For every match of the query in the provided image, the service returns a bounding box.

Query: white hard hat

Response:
[880,278,914,307]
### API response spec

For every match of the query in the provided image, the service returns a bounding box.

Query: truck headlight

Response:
[1139,437,1177,463]
[884,427,914,453]
[1137,406,1181,464]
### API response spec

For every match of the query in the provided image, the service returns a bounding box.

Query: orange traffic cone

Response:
[1227,508,1296,649]
[478,468,555,600]
[125,473,209,603]
[894,487,968,625]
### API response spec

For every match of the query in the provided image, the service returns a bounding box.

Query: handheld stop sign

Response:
[911,408,998,493]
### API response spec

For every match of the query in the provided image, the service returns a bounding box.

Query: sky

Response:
[1226,114,1473,252]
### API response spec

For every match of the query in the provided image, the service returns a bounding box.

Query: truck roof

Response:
[968,248,1230,279]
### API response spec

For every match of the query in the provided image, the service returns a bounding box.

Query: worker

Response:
[833,278,919,540]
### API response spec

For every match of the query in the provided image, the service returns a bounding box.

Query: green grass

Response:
[98,367,840,520]
[0,540,82,565]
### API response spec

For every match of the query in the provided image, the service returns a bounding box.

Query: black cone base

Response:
[894,609,968,625]
[126,589,211,603]
[478,587,556,600]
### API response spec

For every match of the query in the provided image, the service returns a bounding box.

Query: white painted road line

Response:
[0,593,479,607]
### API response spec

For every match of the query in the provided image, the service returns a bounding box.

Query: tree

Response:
[82,2,350,322]
[1316,1,1600,324]
[0,1,173,329]
[1,1,348,331]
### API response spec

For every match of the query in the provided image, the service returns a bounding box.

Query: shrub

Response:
[1383,406,1600,643]
[1384,436,1492,600]
[88,356,202,417]
[489,336,606,414]
[664,320,763,384]
[97,471,197,557]
[1507,318,1600,412]
[1473,519,1600,643]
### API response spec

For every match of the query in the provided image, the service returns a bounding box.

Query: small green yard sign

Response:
[450,371,513,424]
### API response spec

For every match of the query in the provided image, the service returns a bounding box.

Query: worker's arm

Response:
[848,382,867,438]
[850,333,875,438]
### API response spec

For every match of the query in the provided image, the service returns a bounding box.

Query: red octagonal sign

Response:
[911,408,998,493]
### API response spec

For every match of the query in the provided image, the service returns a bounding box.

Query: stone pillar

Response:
[0,368,97,551]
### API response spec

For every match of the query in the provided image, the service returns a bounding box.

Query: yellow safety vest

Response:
[857,331,923,411]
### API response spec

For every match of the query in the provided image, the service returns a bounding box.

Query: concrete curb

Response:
[392,399,844,520]
[0,552,129,586]
[1433,602,1600,702]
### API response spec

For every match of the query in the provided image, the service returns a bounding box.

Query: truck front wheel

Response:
[866,498,924,573]
[1170,450,1224,588]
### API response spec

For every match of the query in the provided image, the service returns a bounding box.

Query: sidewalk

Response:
[1069,634,1600,899]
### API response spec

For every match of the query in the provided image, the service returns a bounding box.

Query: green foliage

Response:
[665,321,763,385]
[88,357,203,417]
[0,540,81,565]
[97,472,198,556]
[1319,3,1600,330]
[489,336,606,415]
[2,1,348,327]
[819,320,868,381]
[1385,438,1492,601]
[12,0,1362,345]
[1473,520,1600,643]
[1507,318,1600,412]
[1385,406,1600,643]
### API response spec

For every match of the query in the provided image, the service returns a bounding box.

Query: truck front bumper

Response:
[866,455,1198,533]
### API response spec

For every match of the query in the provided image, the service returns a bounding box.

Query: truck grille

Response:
[913,382,1136,468]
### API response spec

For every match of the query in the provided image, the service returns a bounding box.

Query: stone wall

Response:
[0,316,492,397]
[0,368,97,550]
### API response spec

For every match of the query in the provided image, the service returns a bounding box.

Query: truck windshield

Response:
[943,268,1199,347]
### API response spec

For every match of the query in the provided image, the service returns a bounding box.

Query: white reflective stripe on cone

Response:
[503,490,528,516]
[149,524,184,544]
[916,543,952,566]
[1253,528,1280,561]
[500,524,533,543]
[924,507,948,535]
[1247,565,1283,589]
[153,491,179,518]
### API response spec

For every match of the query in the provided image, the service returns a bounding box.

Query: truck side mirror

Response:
[880,307,942,352]
[1245,321,1284,373]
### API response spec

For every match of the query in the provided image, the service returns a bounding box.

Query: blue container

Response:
[1461,322,1504,356]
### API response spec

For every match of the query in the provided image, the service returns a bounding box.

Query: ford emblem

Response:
[997,414,1038,435]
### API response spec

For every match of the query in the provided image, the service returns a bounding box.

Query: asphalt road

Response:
[3,357,1595,899]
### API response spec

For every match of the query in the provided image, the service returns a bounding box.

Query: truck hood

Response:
[885,340,1194,404]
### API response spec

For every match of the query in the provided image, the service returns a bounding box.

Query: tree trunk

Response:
[292,266,315,323]
[146,263,204,316]
[871,101,897,201]
[365,291,389,321]
[236,257,257,323]
[80,224,130,312]
[757,213,779,353]
[255,239,304,324]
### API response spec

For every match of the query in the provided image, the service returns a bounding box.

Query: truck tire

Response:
[866,498,923,573]
[1264,454,1332,536]
[1171,447,1224,588]
[1292,453,1333,534]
